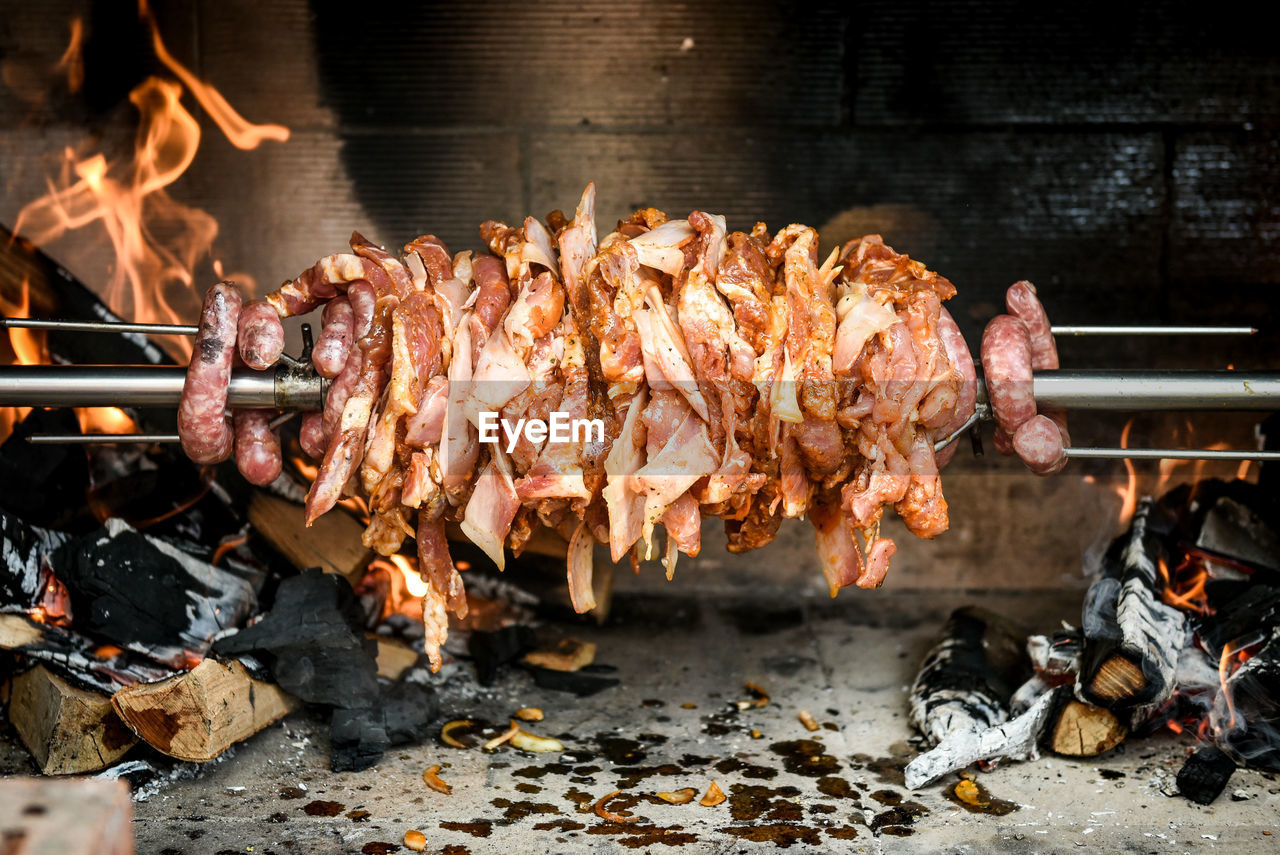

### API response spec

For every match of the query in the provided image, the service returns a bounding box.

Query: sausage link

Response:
[980,314,1035,434]
[299,412,327,459]
[233,409,283,485]
[1005,281,1058,370]
[178,281,241,464]
[237,300,285,370]
[1012,414,1067,475]
[313,297,354,378]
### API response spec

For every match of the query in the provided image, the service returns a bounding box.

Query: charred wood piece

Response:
[52,518,256,668]
[1176,745,1237,805]
[908,606,1032,747]
[1,509,68,611]
[330,679,440,773]
[212,568,380,709]
[1079,497,1187,724]
[0,613,176,694]
[904,686,1063,790]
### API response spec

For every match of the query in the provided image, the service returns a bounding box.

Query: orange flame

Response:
[14,77,215,361]
[140,2,290,151]
[12,8,288,368]
[76,407,136,435]
[55,17,85,94]
[368,554,429,619]
[1114,418,1138,525]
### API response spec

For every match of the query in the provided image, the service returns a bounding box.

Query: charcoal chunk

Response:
[330,681,440,773]
[468,625,536,686]
[1177,746,1236,805]
[213,569,378,708]
[524,665,619,697]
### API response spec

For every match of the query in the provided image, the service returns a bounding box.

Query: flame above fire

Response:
[1,7,291,441]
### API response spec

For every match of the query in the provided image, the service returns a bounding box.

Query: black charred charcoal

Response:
[468,625,537,686]
[0,509,68,610]
[1197,586,1280,653]
[330,680,440,772]
[1177,746,1237,805]
[330,707,389,773]
[0,409,93,531]
[52,519,256,667]
[213,568,379,708]
[523,664,619,696]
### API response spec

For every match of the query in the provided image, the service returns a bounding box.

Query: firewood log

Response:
[1047,698,1126,758]
[1078,497,1186,725]
[111,659,298,762]
[249,491,371,584]
[10,665,138,775]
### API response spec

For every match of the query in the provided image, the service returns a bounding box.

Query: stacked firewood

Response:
[907,478,1280,804]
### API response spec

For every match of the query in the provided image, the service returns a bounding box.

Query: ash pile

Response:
[906,476,1280,806]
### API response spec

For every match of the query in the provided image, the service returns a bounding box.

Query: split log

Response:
[1079,497,1186,724]
[1047,698,1126,757]
[0,777,133,855]
[908,606,1032,746]
[249,491,371,584]
[111,658,298,762]
[11,665,137,774]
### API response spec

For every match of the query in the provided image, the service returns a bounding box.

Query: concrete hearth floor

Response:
[3,590,1278,854]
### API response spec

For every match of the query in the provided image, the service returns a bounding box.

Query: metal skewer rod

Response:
[0,318,199,336]
[27,434,181,445]
[1064,447,1280,462]
[0,364,325,409]
[1050,325,1257,336]
[1030,370,1280,410]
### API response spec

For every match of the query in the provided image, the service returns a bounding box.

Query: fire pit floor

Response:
[3,591,1276,853]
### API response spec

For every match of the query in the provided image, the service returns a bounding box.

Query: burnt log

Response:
[111,658,298,762]
[1079,497,1187,724]
[330,679,439,773]
[10,664,138,774]
[212,568,380,709]
[1,508,68,611]
[0,613,176,694]
[1176,745,1237,805]
[51,518,256,668]
[904,686,1063,790]
[908,606,1032,746]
